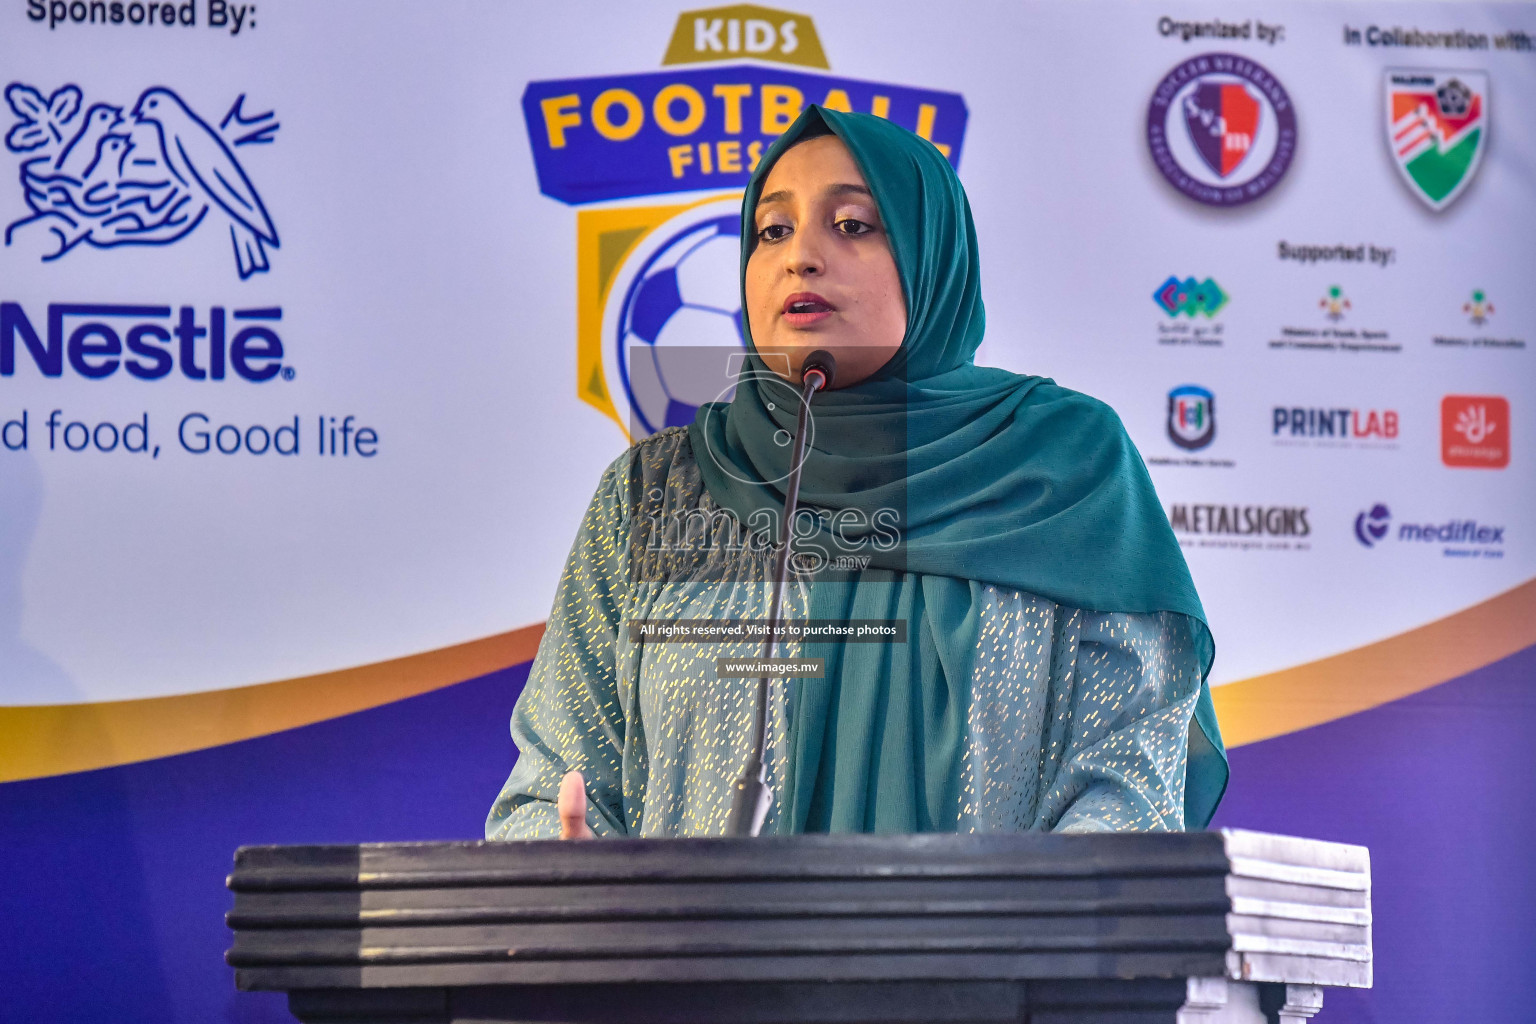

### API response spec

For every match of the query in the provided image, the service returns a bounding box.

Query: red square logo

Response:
[1441,395,1509,468]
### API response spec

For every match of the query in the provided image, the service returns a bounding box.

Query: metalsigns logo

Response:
[1153,276,1226,318]
[1167,385,1215,450]
[1167,501,1311,551]
[1146,53,1296,207]
[521,6,967,439]
[4,83,279,278]
[1385,70,1487,211]
[1441,394,1508,468]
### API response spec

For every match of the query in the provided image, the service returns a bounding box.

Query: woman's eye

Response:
[836,218,872,236]
[757,224,791,242]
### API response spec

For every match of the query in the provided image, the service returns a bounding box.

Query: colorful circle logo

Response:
[1146,53,1297,207]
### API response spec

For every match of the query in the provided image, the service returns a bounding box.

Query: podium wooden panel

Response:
[226,829,1369,1023]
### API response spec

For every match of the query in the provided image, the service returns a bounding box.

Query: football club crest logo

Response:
[1385,70,1487,211]
[1167,385,1215,450]
[1147,53,1296,207]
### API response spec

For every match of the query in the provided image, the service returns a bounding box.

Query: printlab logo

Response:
[521,5,967,440]
[3,82,279,279]
[1146,53,1297,207]
[1167,385,1215,450]
[1354,503,1391,547]
[1385,70,1487,211]
[1320,285,1351,321]
[1463,288,1493,326]
[1153,276,1227,318]
[1272,406,1398,446]
[1442,395,1509,469]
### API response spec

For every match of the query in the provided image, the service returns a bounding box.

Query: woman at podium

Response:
[487,107,1226,841]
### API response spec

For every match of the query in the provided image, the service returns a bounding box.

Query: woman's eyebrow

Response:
[758,183,873,208]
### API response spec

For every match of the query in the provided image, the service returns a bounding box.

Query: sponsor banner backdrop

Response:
[1,2,1533,1022]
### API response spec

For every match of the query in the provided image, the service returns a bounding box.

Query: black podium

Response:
[226,829,1370,1023]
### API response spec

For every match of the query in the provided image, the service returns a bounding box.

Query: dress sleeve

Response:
[484,454,633,840]
[1036,610,1204,833]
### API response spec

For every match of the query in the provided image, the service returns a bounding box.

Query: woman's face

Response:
[745,134,906,387]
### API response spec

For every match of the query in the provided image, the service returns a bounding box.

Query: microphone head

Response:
[800,349,836,391]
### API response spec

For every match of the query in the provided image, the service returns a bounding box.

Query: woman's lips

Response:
[782,292,835,328]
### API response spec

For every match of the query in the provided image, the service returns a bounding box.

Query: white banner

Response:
[2,0,1531,712]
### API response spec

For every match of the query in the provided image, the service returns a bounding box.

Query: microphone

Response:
[723,350,835,837]
[800,349,836,392]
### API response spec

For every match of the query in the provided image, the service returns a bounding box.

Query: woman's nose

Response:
[784,227,824,276]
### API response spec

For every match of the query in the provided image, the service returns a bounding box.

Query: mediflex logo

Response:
[1354,502,1506,552]
[1,301,288,381]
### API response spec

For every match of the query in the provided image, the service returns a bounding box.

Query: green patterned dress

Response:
[486,428,1204,840]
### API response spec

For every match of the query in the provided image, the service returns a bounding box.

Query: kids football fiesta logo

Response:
[520,4,968,439]
[1385,70,1487,210]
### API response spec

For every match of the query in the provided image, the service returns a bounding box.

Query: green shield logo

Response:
[1385,70,1488,211]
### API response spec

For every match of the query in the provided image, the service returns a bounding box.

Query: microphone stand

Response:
[723,351,835,838]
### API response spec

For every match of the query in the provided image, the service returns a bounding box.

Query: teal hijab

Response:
[689,106,1228,831]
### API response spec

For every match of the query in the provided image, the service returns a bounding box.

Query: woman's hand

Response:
[558,770,596,839]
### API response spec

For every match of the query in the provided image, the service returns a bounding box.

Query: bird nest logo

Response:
[522,4,967,440]
[4,82,279,279]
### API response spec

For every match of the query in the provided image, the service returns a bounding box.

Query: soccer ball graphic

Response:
[616,213,745,436]
[1436,79,1471,118]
